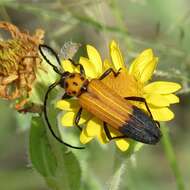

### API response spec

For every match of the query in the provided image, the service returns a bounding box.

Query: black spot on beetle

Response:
[69,74,75,78]
[73,82,78,86]
[72,91,77,95]
[80,76,85,81]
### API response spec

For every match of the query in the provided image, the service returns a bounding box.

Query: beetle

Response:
[39,44,162,149]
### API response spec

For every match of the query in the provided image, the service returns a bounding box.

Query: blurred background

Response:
[0,0,189,189]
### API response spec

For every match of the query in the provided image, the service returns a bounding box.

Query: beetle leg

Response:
[103,122,127,140]
[68,58,85,76]
[74,107,83,131]
[124,96,153,118]
[124,96,160,128]
[61,93,83,131]
[99,68,121,80]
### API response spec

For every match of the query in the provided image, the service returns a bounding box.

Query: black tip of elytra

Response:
[119,106,162,145]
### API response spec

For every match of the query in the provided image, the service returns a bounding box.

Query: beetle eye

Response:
[65,82,69,88]
[59,77,65,88]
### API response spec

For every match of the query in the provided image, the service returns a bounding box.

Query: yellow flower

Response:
[56,40,181,151]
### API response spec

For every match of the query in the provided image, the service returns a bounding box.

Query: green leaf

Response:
[29,114,82,190]
[29,117,57,177]
[60,148,82,190]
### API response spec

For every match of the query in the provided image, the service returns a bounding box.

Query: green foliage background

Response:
[0,0,189,190]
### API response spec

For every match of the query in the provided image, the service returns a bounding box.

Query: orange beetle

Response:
[39,44,161,149]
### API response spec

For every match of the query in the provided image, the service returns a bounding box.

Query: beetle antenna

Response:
[39,44,63,75]
[44,81,85,149]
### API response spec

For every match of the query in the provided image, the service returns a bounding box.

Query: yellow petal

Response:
[87,45,103,74]
[61,60,75,73]
[61,111,89,127]
[56,99,79,111]
[61,112,75,127]
[129,49,154,73]
[79,57,98,78]
[150,107,174,121]
[144,82,181,94]
[110,40,125,70]
[162,94,179,104]
[115,139,130,151]
[80,129,93,144]
[86,117,102,137]
[139,57,158,83]
[103,59,113,70]
[143,94,170,107]
[129,49,157,83]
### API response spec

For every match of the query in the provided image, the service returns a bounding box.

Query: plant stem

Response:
[161,124,185,190]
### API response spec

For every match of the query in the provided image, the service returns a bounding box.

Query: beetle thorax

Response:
[64,73,88,96]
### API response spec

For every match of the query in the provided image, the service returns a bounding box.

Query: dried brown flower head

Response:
[0,22,44,109]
